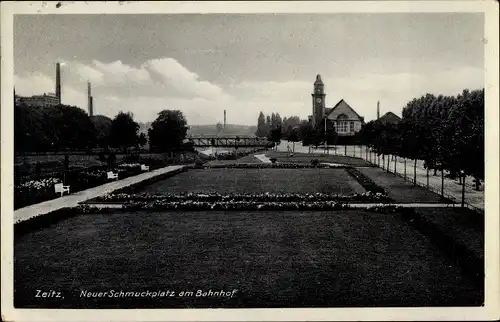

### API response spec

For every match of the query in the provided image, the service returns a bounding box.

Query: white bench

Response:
[107,171,119,180]
[140,164,150,171]
[54,183,70,197]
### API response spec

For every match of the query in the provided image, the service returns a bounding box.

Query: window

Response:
[337,121,348,133]
[336,114,349,133]
[349,121,354,132]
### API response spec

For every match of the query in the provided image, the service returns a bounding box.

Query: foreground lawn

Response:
[131,168,366,195]
[14,209,482,308]
[265,151,372,167]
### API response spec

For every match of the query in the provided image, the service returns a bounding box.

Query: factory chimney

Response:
[87,81,94,117]
[377,101,380,120]
[56,62,61,104]
[224,110,226,129]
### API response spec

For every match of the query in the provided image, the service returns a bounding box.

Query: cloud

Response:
[14,58,484,125]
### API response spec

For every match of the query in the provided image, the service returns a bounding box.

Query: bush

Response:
[345,167,386,195]
[107,153,116,169]
[310,159,320,167]
[270,158,277,164]
[124,153,140,164]
[98,152,107,162]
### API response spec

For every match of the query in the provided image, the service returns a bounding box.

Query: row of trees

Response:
[255,111,343,150]
[15,103,190,153]
[358,89,484,190]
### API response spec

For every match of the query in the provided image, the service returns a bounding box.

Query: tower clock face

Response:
[316,98,322,103]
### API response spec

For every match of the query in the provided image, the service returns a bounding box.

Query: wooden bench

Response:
[107,171,119,180]
[54,183,70,197]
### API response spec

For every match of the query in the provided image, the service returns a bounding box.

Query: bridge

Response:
[187,135,271,148]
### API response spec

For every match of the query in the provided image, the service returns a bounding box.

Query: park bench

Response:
[140,164,150,171]
[107,171,119,180]
[54,183,70,197]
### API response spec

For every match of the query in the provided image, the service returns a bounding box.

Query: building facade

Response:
[16,93,60,107]
[311,74,364,136]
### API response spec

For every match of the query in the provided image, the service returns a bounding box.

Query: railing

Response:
[310,144,484,215]
[188,136,270,147]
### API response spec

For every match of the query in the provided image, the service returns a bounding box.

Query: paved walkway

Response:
[254,154,272,163]
[14,165,185,224]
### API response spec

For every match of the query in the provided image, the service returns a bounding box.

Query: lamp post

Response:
[324,117,327,155]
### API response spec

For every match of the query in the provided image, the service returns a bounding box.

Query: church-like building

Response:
[310,74,365,136]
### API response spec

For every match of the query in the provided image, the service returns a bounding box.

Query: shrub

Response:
[270,158,277,164]
[98,152,107,162]
[310,159,320,167]
[124,153,140,164]
[345,167,386,195]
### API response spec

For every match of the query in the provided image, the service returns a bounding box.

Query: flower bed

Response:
[124,200,353,211]
[188,163,345,169]
[77,202,406,213]
[93,191,391,203]
[345,167,387,194]
[14,177,62,209]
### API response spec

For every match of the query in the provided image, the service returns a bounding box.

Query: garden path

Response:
[14,165,185,224]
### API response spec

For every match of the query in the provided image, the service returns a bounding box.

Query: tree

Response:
[91,115,113,149]
[266,115,272,131]
[148,110,189,152]
[268,126,282,150]
[137,132,148,148]
[275,113,283,130]
[255,112,269,137]
[110,112,140,153]
[15,103,101,152]
[215,122,224,135]
[286,126,300,153]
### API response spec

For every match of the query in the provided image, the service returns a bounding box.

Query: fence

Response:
[311,144,484,215]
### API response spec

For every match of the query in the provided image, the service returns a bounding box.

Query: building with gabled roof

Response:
[378,111,402,125]
[310,74,365,136]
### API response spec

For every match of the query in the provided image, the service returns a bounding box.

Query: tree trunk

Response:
[413,159,417,186]
[354,146,356,157]
[426,167,429,189]
[394,155,397,174]
[344,145,347,156]
[461,172,466,207]
[433,167,438,176]
[293,141,295,153]
[441,164,444,198]
[387,155,390,173]
[404,158,407,180]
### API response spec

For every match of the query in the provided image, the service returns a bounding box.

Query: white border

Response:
[1,1,499,321]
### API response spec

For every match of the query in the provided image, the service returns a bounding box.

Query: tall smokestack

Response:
[90,97,94,117]
[224,110,226,128]
[87,82,93,117]
[56,62,61,104]
[377,101,380,120]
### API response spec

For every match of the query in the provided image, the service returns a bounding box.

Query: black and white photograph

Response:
[1,1,499,321]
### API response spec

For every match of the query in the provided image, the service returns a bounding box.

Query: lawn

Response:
[14,209,482,308]
[130,168,366,195]
[206,154,265,165]
[265,151,372,167]
[356,167,445,203]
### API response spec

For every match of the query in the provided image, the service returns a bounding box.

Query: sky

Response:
[14,13,484,125]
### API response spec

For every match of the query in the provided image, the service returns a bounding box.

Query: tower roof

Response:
[314,74,324,85]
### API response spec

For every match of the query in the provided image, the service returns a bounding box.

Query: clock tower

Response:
[312,74,326,128]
